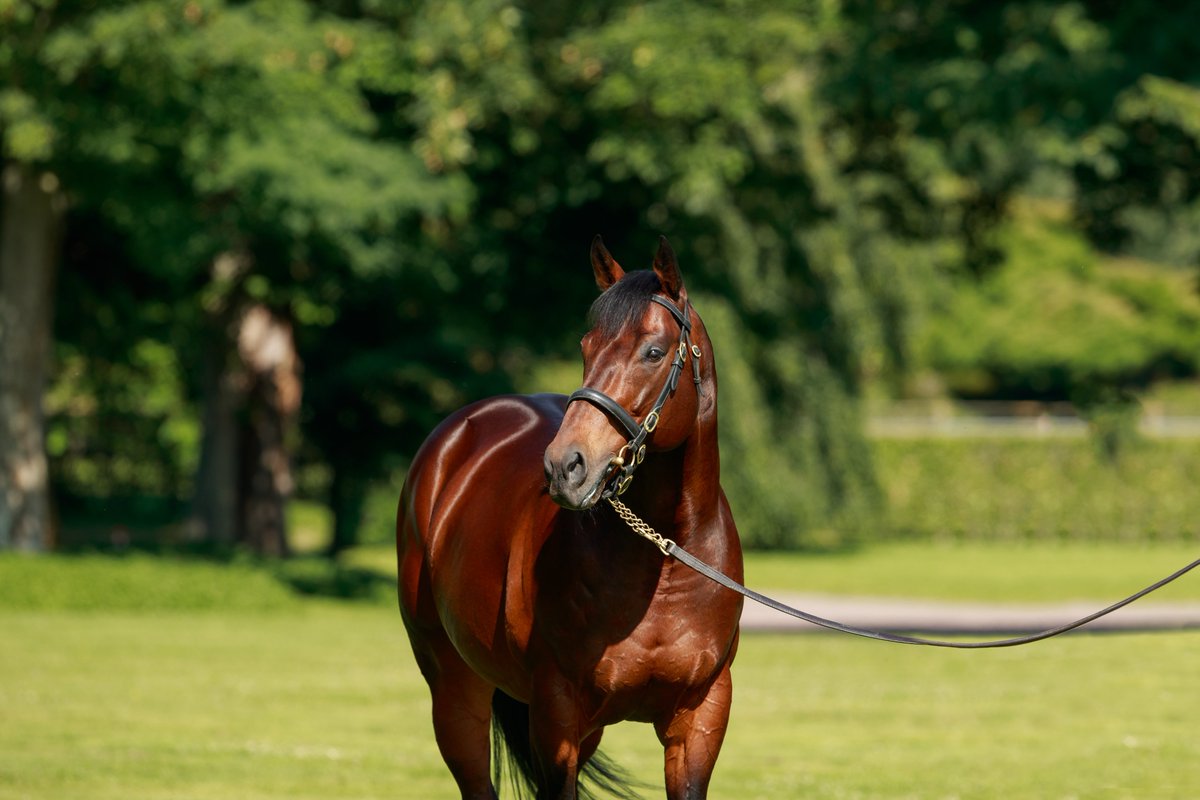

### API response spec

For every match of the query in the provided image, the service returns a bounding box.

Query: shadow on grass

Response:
[273,557,396,604]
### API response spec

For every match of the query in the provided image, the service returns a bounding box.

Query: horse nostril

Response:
[566,450,586,487]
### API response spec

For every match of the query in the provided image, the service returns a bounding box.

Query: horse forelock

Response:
[587,270,662,339]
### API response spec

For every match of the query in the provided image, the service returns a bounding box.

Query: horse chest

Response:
[538,570,734,704]
[597,622,720,687]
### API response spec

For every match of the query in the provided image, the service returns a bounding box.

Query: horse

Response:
[397,236,744,799]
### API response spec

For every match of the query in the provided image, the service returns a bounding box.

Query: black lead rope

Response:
[666,542,1200,648]
[610,496,1200,649]
[584,293,1200,649]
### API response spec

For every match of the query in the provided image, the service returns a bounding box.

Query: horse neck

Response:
[619,412,721,547]
[613,310,721,547]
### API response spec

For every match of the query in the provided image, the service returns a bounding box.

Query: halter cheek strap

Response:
[565,295,702,498]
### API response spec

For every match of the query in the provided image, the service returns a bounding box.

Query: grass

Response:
[0,553,297,611]
[742,541,1200,603]
[2,544,1197,798]
[340,540,1200,604]
[1,601,1197,799]
[0,606,438,800]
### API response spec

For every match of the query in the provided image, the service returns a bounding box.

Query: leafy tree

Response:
[339,0,909,546]
[837,0,1200,463]
[1,0,458,552]
[11,0,1200,556]
[925,203,1200,401]
[1072,3,1200,265]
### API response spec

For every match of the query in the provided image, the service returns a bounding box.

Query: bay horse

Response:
[397,236,743,799]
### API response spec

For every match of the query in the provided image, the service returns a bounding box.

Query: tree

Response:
[1,0,459,553]
[0,163,64,551]
[18,0,1197,555]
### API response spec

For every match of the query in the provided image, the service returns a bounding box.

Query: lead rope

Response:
[607,496,1200,649]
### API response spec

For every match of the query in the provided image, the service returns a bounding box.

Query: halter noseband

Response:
[566,294,703,498]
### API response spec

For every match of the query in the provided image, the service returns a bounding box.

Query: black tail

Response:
[490,690,644,799]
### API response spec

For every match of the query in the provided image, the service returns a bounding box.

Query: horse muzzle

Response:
[543,445,614,511]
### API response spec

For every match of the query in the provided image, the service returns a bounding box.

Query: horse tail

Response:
[490,690,538,798]
[490,690,642,799]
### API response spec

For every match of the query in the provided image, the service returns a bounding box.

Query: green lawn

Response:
[343,540,1200,603]
[1,548,1198,798]
[1,604,1197,799]
[742,541,1200,603]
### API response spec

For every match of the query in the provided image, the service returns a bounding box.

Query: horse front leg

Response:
[655,664,733,800]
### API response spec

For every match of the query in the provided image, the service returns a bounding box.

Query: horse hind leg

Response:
[398,485,496,797]
[406,627,498,800]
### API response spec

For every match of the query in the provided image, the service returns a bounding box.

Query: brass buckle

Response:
[610,444,631,469]
[643,410,659,433]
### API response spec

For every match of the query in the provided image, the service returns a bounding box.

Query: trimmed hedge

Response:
[874,437,1200,542]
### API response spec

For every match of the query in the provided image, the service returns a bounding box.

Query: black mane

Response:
[587,271,662,339]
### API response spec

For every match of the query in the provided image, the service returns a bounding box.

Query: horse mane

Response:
[587,270,662,339]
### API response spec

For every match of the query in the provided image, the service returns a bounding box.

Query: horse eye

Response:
[644,346,667,363]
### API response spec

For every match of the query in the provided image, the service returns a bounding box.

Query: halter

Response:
[566,295,702,499]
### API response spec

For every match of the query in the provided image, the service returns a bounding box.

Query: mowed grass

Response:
[1,606,1198,798]
[343,540,1200,604]
[743,540,1200,603]
[2,548,1199,798]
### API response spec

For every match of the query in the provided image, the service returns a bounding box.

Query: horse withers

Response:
[397,236,743,799]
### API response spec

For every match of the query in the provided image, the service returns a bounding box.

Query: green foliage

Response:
[875,437,1200,543]
[703,294,880,549]
[544,3,926,540]
[8,0,1200,552]
[1073,4,1200,264]
[924,203,1200,399]
[46,339,199,500]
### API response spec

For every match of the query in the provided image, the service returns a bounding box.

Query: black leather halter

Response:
[566,295,702,498]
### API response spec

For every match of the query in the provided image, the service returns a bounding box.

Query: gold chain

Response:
[607,497,676,556]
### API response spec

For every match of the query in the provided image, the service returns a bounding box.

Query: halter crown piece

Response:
[566,295,702,499]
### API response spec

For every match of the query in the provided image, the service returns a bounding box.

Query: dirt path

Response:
[738,593,1200,635]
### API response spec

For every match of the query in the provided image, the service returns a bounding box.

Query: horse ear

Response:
[652,235,684,300]
[590,235,625,291]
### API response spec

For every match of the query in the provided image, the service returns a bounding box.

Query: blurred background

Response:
[3,0,1200,561]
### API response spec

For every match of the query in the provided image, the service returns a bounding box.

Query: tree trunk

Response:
[188,252,302,558]
[326,467,366,557]
[187,339,243,548]
[187,252,250,550]
[0,163,65,552]
[235,305,301,558]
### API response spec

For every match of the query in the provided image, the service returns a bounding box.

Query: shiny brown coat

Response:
[397,238,743,799]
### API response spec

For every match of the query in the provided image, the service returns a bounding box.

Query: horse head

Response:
[544,235,709,510]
